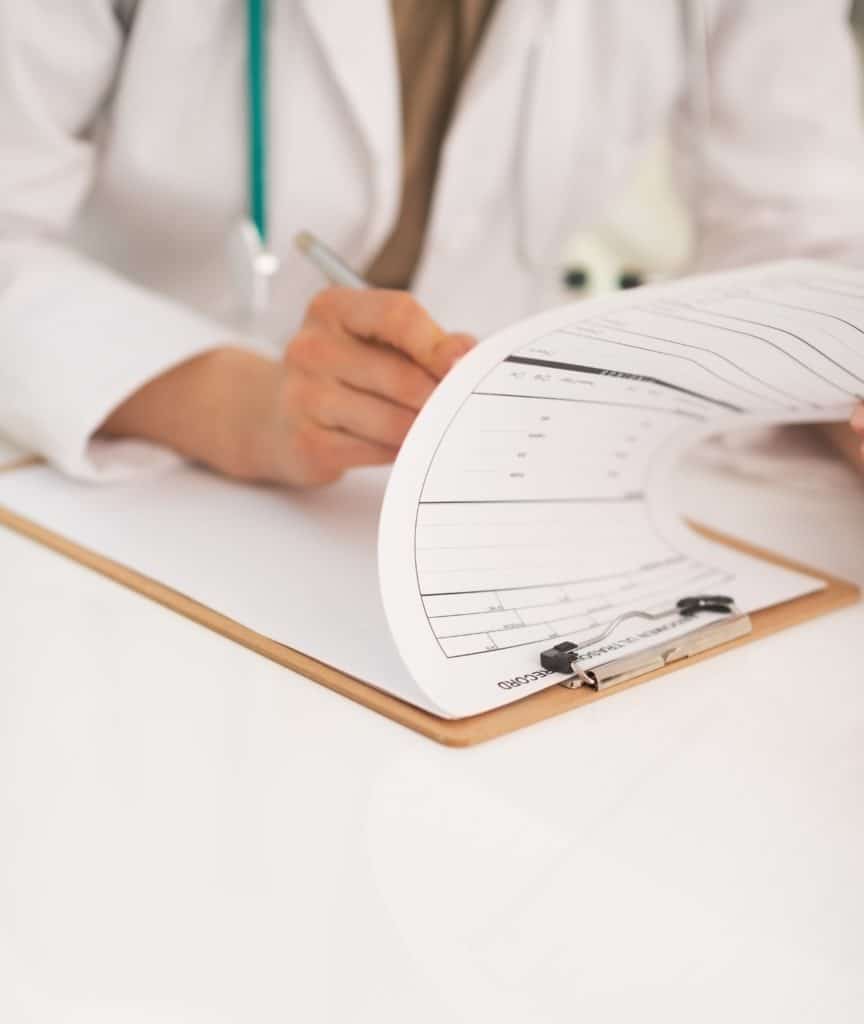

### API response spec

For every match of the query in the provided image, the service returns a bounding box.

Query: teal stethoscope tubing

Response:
[247,0,269,244]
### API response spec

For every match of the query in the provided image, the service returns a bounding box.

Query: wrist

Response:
[101,346,283,481]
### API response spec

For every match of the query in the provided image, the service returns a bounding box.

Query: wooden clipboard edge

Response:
[0,502,858,747]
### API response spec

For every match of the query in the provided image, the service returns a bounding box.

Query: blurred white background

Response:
[561,4,864,299]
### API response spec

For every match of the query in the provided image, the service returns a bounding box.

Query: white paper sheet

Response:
[379,261,863,717]
[0,464,443,715]
[0,260,861,720]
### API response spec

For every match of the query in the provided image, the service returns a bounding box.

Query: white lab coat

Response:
[1,0,864,479]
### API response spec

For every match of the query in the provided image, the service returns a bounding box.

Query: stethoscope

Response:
[231,0,279,317]
[231,0,710,316]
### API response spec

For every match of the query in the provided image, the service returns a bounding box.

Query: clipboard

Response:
[0,486,857,745]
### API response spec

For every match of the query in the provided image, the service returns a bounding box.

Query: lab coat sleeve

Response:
[0,1,238,480]
[671,0,864,272]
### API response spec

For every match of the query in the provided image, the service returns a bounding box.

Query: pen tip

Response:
[294,231,314,253]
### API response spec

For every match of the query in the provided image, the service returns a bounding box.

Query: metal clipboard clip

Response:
[539,595,752,692]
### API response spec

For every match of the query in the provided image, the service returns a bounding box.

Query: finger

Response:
[447,331,478,354]
[288,328,438,411]
[308,288,476,379]
[315,427,397,471]
[287,423,396,487]
[851,403,864,435]
[311,379,418,448]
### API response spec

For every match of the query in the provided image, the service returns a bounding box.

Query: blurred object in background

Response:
[562,3,864,301]
[561,138,691,300]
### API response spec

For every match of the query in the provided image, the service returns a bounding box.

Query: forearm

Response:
[99,347,282,480]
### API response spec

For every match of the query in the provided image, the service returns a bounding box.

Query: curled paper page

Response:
[379,261,863,718]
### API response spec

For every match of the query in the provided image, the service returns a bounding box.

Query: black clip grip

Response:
[676,594,735,616]
[540,593,737,674]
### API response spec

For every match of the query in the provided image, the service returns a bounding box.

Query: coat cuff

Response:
[0,252,245,480]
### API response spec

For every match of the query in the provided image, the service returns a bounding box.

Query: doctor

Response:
[1,0,864,487]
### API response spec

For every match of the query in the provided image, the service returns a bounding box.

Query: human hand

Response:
[851,403,864,464]
[101,289,475,487]
[265,288,475,485]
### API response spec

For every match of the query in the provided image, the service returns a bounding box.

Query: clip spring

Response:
[540,594,736,674]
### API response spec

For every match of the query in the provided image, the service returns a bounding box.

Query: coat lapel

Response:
[298,0,401,254]
[420,0,548,263]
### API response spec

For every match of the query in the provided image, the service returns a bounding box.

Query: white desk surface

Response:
[1,451,863,1024]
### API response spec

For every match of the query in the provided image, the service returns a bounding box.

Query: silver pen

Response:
[294,231,368,289]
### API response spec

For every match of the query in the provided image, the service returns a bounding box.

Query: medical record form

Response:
[0,260,860,723]
[378,261,863,717]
